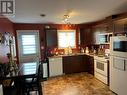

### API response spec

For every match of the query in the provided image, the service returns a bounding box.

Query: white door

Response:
[17,30,40,64]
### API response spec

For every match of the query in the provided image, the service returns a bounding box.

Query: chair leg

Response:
[27,91,30,95]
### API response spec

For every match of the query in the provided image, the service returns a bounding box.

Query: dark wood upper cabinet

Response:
[113,18,127,35]
[80,28,94,46]
[91,22,112,44]
[44,28,57,57]
[45,28,57,47]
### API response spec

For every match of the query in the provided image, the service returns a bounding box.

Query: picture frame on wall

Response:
[0,32,12,46]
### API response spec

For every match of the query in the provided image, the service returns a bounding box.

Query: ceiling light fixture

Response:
[62,14,71,24]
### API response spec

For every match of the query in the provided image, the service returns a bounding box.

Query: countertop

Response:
[48,53,97,58]
[48,53,89,58]
[48,53,109,61]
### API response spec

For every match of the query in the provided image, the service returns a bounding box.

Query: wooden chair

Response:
[23,63,42,95]
[0,63,16,95]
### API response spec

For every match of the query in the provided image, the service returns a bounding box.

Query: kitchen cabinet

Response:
[45,28,57,48]
[92,22,111,44]
[63,55,87,74]
[92,27,101,44]
[80,28,94,46]
[45,28,57,57]
[48,57,63,77]
[113,18,127,35]
[85,55,94,75]
[48,54,94,76]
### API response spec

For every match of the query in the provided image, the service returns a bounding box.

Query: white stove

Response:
[94,56,109,84]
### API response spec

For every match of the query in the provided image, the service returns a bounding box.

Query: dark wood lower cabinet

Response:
[63,55,94,75]
[63,55,87,74]
[85,55,94,75]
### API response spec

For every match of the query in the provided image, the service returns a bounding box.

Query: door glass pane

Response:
[23,62,37,74]
[21,35,36,55]
[22,35,36,45]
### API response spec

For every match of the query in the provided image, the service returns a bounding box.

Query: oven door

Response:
[95,60,107,76]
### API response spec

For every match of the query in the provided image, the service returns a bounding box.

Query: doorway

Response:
[17,30,40,64]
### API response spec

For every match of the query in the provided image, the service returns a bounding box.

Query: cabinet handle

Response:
[124,60,126,71]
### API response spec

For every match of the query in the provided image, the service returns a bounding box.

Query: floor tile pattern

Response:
[42,73,116,95]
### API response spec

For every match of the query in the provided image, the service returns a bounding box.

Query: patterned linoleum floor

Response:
[42,73,116,95]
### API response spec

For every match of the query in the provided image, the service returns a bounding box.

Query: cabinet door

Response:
[92,28,100,44]
[113,19,127,35]
[86,55,94,75]
[80,28,85,46]
[92,22,110,44]
[45,28,57,47]
[63,55,86,74]
[80,28,93,46]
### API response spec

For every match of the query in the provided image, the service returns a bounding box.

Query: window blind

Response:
[21,35,36,54]
[58,30,76,48]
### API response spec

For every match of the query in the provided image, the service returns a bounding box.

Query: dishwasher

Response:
[48,57,63,77]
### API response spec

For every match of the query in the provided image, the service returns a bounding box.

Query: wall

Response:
[0,17,14,63]
[14,23,79,61]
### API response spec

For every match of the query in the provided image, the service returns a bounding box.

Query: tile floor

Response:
[42,73,116,95]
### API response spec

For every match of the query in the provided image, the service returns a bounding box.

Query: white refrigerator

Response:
[110,56,127,95]
[110,36,127,95]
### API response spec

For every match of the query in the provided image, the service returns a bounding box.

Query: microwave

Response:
[113,41,127,52]
[98,33,112,44]
[110,36,127,57]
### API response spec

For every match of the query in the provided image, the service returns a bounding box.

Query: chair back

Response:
[31,63,41,84]
[39,59,49,79]
[0,64,4,77]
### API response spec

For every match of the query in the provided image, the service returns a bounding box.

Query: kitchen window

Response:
[57,30,76,48]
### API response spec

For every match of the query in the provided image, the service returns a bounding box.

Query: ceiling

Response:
[8,0,127,24]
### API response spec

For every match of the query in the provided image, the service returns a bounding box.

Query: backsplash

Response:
[45,44,109,57]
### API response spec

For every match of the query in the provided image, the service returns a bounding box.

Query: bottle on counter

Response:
[90,46,94,54]
[64,47,68,55]
[93,49,96,55]
[68,46,72,54]
[98,45,105,56]
[85,47,89,54]
[81,48,84,53]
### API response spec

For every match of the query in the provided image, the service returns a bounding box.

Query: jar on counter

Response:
[85,47,89,54]
[81,48,84,53]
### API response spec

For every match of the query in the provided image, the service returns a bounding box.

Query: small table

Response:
[0,62,39,95]
[1,62,39,79]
